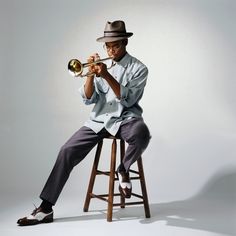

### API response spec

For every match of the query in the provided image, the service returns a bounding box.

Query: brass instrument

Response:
[68,57,114,77]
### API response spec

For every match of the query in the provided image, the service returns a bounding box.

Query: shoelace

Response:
[31,204,38,216]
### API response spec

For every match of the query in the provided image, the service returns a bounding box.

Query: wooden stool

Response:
[83,136,151,222]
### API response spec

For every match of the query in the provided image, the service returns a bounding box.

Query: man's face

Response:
[104,40,127,62]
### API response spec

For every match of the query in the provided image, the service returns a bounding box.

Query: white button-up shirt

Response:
[79,52,148,136]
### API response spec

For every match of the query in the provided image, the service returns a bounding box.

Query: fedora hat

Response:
[96,20,133,43]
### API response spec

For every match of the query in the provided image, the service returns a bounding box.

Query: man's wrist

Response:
[103,71,112,81]
[87,75,95,80]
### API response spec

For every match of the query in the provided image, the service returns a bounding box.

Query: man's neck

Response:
[114,51,127,62]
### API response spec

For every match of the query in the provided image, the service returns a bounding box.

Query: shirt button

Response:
[109,102,112,105]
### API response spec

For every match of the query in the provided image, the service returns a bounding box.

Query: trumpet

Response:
[68,57,114,77]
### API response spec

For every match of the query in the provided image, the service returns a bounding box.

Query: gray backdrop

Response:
[0,0,235,214]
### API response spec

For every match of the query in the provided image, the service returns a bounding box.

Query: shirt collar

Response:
[115,52,130,68]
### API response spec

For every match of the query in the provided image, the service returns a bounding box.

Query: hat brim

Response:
[96,33,133,42]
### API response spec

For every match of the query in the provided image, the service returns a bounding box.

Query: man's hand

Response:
[87,53,109,78]
[94,62,108,78]
[84,53,100,98]
[87,53,99,77]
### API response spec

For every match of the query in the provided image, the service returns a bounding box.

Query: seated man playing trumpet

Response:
[17,20,151,226]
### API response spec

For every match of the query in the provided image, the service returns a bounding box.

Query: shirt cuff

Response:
[119,85,128,101]
[79,85,97,103]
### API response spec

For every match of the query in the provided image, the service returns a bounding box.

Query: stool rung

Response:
[96,170,110,176]
[123,201,144,206]
[90,193,108,202]
[97,169,140,176]
[97,170,141,181]
[90,193,122,202]
[91,193,121,198]
[131,192,143,199]
[96,173,140,181]
[129,169,139,175]
[112,201,144,207]
[130,176,141,180]
[91,192,143,203]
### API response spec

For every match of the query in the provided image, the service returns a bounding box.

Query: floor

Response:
[0,194,235,236]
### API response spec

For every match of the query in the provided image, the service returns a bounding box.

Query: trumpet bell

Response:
[68,59,83,77]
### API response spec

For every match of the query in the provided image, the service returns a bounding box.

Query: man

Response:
[17,20,150,226]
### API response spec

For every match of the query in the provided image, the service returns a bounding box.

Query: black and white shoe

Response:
[117,170,132,198]
[17,206,53,226]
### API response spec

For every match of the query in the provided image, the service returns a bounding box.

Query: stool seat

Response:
[83,136,151,222]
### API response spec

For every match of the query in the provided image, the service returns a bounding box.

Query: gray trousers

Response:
[40,118,150,205]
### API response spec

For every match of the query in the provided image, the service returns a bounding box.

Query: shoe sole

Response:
[17,214,53,226]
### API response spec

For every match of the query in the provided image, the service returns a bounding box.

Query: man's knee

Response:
[130,121,151,148]
[58,144,76,166]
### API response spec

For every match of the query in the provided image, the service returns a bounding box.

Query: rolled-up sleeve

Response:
[79,85,98,105]
[119,66,148,108]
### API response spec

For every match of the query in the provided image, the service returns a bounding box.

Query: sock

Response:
[40,199,53,213]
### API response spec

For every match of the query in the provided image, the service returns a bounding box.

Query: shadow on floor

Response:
[55,166,236,235]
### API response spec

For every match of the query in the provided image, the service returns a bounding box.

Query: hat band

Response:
[104,31,129,37]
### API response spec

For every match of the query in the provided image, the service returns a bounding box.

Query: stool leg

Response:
[83,140,103,212]
[137,157,151,218]
[107,139,117,222]
[120,140,125,208]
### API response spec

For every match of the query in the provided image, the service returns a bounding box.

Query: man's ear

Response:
[122,39,128,46]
